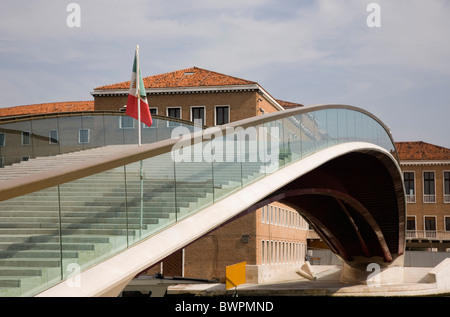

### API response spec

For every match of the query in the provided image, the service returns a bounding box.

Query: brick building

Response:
[396,141,450,252]
[91,66,302,126]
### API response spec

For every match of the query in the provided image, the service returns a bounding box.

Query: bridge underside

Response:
[251,150,406,268]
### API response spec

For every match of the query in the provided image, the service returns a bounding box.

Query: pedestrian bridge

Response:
[0,105,405,296]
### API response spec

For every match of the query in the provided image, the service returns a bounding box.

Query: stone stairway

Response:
[0,145,271,296]
[0,144,139,182]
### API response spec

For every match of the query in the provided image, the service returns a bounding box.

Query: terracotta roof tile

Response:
[95,66,257,90]
[0,101,94,118]
[395,141,450,161]
[276,99,304,109]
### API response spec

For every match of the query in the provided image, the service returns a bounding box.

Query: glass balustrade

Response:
[0,107,397,296]
[0,113,195,168]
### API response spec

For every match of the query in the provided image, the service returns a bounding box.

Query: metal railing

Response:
[444,195,450,203]
[406,230,450,240]
[423,195,436,203]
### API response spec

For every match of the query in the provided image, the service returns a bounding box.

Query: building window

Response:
[49,130,58,144]
[167,107,181,120]
[404,172,415,203]
[274,206,278,225]
[0,133,5,147]
[406,216,416,238]
[22,131,31,145]
[167,107,181,127]
[424,216,436,238]
[445,216,450,232]
[444,216,450,231]
[191,106,205,126]
[269,205,273,224]
[79,129,90,144]
[0,157,3,168]
[215,106,229,125]
[423,171,436,203]
[270,241,273,264]
[120,116,135,129]
[261,240,266,264]
[444,171,450,203]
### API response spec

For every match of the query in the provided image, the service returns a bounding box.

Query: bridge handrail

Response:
[0,104,397,202]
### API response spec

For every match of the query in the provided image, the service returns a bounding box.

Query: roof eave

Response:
[400,160,450,166]
[91,84,285,110]
[92,84,259,95]
[257,86,285,111]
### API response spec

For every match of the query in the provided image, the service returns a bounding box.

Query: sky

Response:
[1,0,449,148]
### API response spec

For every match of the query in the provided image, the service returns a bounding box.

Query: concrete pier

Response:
[166,258,450,297]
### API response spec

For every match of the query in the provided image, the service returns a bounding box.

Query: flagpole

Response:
[136,45,144,235]
[136,45,142,147]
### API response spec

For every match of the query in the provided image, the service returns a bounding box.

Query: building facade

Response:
[91,66,301,127]
[396,141,450,252]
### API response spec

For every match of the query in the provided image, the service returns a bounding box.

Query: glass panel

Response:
[367,115,376,144]
[142,121,157,144]
[346,110,356,142]
[57,116,83,153]
[299,113,315,157]
[211,133,243,201]
[31,118,60,157]
[313,110,329,151]
[128,152,177,242]
[337,109,347,143]
[105,115,125,145]
[266,119,285,171]
[0,121,32,166]
[233,124,266,184]
[81,115,105,150]
[174,141,214,220]
[326,108,338,145]
[59,166,128,275]
[278,118,293,167]
[0,187,61,297]
[283,116,301,162]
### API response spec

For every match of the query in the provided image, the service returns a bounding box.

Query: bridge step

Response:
[0,144,268,296]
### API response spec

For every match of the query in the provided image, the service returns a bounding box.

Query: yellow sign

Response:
[225,261,246,290]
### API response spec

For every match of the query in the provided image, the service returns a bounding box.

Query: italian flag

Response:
[126,49,153,127]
